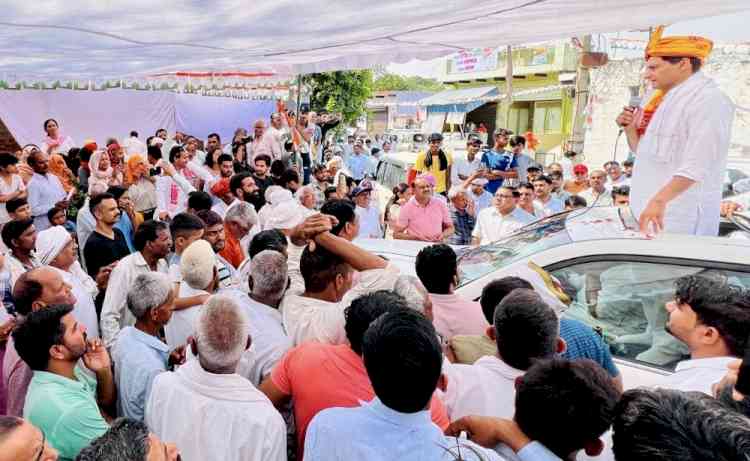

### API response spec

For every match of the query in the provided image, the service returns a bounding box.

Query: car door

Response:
[544,255,750,388]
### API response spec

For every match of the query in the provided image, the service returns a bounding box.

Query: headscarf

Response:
[107,142,122,167]
[48,154,75,192]
[89,150,116,190]
[36,225,72,266]
[125,154,145,185]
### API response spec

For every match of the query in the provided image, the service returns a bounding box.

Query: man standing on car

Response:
[616,26,734,236]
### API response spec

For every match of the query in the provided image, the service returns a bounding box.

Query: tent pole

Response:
[296,74,303,115]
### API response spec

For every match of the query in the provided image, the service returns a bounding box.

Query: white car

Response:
[356,206,750,389]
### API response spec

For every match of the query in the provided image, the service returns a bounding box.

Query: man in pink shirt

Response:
[394,175,454,242]
[415,244,489,340]
[258,291,449,460]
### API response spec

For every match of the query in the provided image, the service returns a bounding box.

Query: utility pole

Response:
[570,35,591,155]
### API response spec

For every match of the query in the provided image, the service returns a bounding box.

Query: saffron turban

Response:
[645,26,713,61]
[210,178,231,196]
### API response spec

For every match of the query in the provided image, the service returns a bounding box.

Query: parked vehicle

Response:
[355,206,750,389]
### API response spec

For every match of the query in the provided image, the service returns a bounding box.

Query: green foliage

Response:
[304,70,373,124]
[372,73,446,92]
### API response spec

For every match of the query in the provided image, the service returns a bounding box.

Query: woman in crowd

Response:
[232,141,251,172]
[40,118,76,156]
[89,150,122,190]
[385,182,411,239]
[48,154,77,195]
[124,154,157,220]
[106,143,125,185]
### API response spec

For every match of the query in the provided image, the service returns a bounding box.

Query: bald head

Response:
[13,267,75,316]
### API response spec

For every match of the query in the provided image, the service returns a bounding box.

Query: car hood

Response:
[354,238,467,276]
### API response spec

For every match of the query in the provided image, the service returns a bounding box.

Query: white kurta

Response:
[630,72,735,236]
[145,360,287,461]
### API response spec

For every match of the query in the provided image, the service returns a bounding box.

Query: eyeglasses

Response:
[496,194,515,199]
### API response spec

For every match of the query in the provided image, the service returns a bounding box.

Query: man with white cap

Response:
[36,225,101,338]
[165,239,218,348]
[463,173,493,215]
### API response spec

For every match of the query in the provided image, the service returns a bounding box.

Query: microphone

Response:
[617,86,642,130]
[627,85,643,111]
[613,85,642,161]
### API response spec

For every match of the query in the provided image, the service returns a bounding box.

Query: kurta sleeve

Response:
[100,263,128,347]
[673,95,734,184]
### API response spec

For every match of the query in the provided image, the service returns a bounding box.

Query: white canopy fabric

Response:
[1,0,748,80]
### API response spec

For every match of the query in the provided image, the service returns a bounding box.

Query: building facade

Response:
[434,42,579,155]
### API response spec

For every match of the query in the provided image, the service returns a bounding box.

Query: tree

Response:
[372,73,447,92]
[303,70,373,124]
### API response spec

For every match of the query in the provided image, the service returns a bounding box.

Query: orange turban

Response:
[645,26,713,61]
[211,178,231,196]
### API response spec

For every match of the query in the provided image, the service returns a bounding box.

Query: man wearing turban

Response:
[616,26,734,236]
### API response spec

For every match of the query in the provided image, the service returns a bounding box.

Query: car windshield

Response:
[457,206,639,286]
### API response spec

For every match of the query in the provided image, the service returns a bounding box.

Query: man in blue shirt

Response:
[346,140,370,183]
[480,128,518,194]
[304,310,504,460]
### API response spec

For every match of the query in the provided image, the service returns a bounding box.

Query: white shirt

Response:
[533,196,564,218]
[27,172,66,231]
[52,265,100,339]
[100,252,169,347]
[121,136,146,160]
[222,290,292,386]
[443,355,523,421]
[165,284,208,348]
[608,175,629,187]
[631,72,734,236]
[155,170,196,219]
[40,136,75,156]
[146,360,286,461]
[355,205,382,239]
[658,356,736,395]
[579,188,613,207]
[472,206,536,245]
[451,154,482,185]
[280,263,400,346]
[211,199,237,219]
[0,174,25,224]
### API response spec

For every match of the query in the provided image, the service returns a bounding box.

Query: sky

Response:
[387,11,750,78]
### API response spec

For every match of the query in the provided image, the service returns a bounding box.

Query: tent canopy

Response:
[421,86,499,114]
[1,0,748,81]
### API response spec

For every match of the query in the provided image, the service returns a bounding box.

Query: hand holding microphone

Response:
[616,86,642,133]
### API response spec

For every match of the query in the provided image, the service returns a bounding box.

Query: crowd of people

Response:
[0,108,746,461]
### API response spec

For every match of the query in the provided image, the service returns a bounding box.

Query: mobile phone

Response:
[150,167,162,176]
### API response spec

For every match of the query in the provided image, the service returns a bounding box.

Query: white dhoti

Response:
[630,72,735,236]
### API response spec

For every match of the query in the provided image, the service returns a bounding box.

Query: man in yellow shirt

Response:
[415,133,452,195]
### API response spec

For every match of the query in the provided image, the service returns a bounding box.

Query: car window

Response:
[551,260,750,372]
[383,162,405,190]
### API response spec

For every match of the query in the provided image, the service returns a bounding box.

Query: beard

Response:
[242,190,263,209]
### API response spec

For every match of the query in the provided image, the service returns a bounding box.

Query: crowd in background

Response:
[0,111,747,461]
